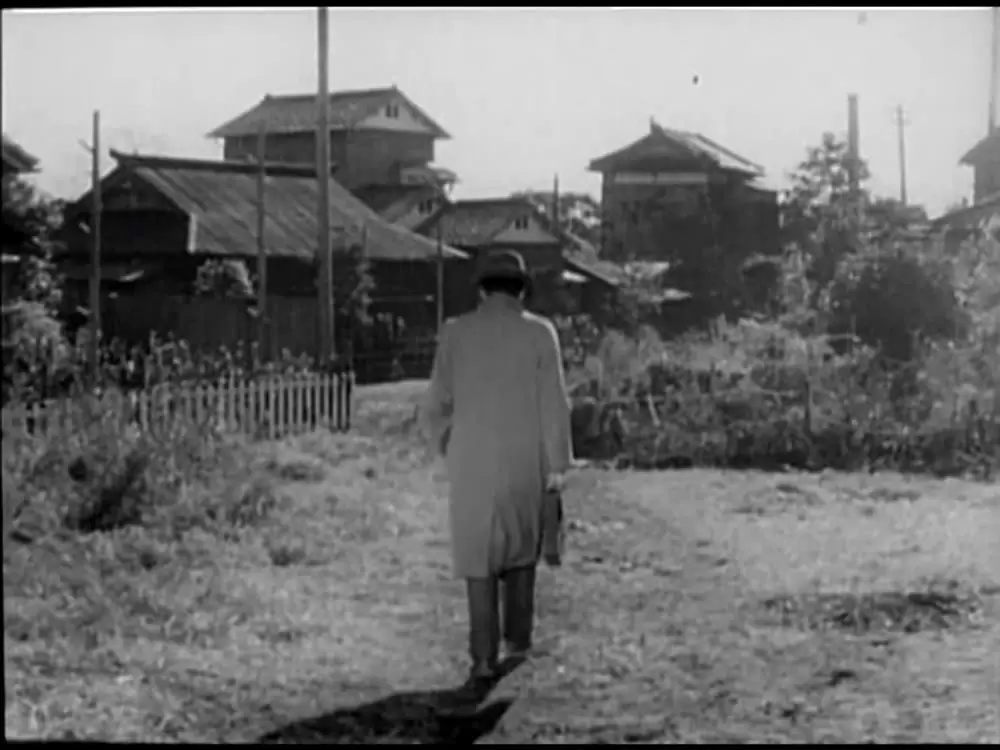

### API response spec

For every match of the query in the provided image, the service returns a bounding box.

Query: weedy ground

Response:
[4,380,998,743]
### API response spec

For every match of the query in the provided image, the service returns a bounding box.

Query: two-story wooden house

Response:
[208,86,456,192]
[932,128,1000,246]
[587,120,779,264]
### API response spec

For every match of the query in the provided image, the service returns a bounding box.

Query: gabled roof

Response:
[959,129,1000,166]
[353,183,441,222]
[415,198,545,248]
[68,151,466,262]
[207,86,451,140]
[416,198,618,287]
[588,121,764,177]
[931,190,1000,232]
[2,134,40,174]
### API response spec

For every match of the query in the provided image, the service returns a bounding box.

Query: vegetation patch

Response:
[760,584,984,635]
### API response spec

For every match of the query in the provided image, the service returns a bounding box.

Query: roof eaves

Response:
[2,135,41,174]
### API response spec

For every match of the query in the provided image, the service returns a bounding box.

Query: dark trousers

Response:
[465,566,536,669]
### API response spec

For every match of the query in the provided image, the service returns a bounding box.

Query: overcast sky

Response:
[2,8,994,216]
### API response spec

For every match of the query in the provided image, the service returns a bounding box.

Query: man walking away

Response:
[424,250,573,683]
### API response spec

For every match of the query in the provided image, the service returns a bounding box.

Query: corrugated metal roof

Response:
[2,134,40,174]
[207,86,451,140]
[588,122,764,177]
[76,152,466,262]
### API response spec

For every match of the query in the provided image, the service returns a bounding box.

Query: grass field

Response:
[4,380,999,743]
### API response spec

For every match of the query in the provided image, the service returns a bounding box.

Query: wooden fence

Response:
[1,372,352,441]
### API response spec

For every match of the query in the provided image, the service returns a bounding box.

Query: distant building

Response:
[932,128,1000,247]
[959,128,1000,205]
[207,86,456,193]
[587,120,779,264]
[414,197,617,316]
[57,151,466,354]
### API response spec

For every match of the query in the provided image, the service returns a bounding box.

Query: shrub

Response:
[566,315,998,480]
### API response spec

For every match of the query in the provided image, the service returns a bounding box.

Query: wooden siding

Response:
[222,130,436,189]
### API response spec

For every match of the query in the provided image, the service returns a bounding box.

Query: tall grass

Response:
[3,392,279,666]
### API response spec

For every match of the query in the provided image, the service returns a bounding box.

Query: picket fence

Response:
[1,372,353,441]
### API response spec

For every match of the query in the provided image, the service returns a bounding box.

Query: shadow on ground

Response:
[258,659,521,744]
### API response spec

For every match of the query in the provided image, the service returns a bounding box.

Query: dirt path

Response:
[230,443,997,744]
[6,398,997,742]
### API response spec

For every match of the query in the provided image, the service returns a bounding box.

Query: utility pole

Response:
[990,7,998,133]
[847,93,862,219]
[88,111,102,381]
[893,104,909,206]
[435,209,444,332]
[316,6,334,365]
[255,118,269,362]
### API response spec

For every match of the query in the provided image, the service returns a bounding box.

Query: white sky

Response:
[2,8,995,216]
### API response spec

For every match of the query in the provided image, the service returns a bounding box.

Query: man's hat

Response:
[473,249,531,287]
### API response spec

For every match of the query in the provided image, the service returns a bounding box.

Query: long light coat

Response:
[424,294,573,579]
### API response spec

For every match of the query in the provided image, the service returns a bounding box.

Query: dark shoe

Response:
[502,640,531,664]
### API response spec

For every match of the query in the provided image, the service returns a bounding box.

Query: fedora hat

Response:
[473,249,531,287]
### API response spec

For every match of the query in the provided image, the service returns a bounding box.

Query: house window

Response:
[513,216,530,230]
[385,104,400,118]
[418,199,436,215]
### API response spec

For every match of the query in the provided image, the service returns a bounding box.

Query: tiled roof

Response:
[588,121,764,177]
[71,152,466,262]
[353,183,440,222]
[2,134,40,174]
[959,129,1000,166]
[207,86,451,140]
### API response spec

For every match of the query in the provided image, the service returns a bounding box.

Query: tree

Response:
[2,174,70,402]
[2,173,64,309]
[780,133,869,298]
[193,258,255,300]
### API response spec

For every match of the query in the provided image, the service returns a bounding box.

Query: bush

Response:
[565,316,998,480]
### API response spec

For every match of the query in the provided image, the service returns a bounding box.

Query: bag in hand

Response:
[541,488,565,567]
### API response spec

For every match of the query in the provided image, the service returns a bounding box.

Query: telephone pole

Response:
[893,104,910,206]
[315,6,334,364]
[990,7,998,133]
[847,94,861,217]
[87,112,102,380]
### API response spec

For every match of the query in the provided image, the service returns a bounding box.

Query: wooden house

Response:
[413,197,618,316]
[353,183,447,232]
[959,128,1000,205]
[932,129,1000,249]
[57,151,467,356]
[587,120,780,264]
[207,86,456,192]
